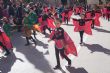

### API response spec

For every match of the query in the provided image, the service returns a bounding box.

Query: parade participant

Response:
[101,6,107,19]
[85,11,92,19]
[85,9,101,28]
[90,10,95,28]
[47,17,56,29]
[56,4,64,19]
[73,14,92,45]
[74,6,83,15]
[40,13,51,34]
[0,21,12,56]
[93,10,101,27]
[61,8,73,25]
[64,9,69,25]
[106,5,110,21]
[85,10,95,28]
[2,17,11,38]
[23,11,36,46]
[28,7,37,26]
[28,6,38,40]
[48,18,77,70]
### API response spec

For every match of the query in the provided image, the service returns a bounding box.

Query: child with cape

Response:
[22,11,36,46]
[73,14,92,45]
[0,21,12,56]
[48,18,77,70]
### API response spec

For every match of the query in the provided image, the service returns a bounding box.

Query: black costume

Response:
[51,27,71,69]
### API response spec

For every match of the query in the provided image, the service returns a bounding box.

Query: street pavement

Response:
[0,14,110,73]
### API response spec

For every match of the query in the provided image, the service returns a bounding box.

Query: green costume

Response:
[3,24,11,38]
[24,17,31,28]
[28,12,37,26]
[23,17,32,37]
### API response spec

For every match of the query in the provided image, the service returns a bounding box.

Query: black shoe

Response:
[92,27,94,29]
[53,65,61,70]
[80,42,82,45]
[68,60,71,67]
[25,43,30,46]
[80,42,84,46]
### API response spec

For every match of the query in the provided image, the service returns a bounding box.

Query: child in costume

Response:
[73,14,92,45]
[2,17,12,38]
[23,11,36,46]
[0,21,12,56]
[28,7,38,40]
[48,18,77,70]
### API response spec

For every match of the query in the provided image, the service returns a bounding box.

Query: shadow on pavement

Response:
[94,27,110,33]
[11,32,55,73]
[84,43,110,55]
[42,33,50,38]
[35,38,48,49]
[0,52,23,73]
[66,66,88,73]
[59,68,66,73]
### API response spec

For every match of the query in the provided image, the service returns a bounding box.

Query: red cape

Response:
[38,16,42,23]
[73,19,92,35]
[40,21,47,32]
[61,10,73,22]
[101,8,107,15]
[54,13,58,18]
[0,32,13,49]
[74,7,83,14]
[50,30,78,57]
[43,7,48,13]
[85,11,92,19]
[61,12,65,22]
[94,13,101,26]
[79,7,83,13]
[47,18,56,29]
[68,10,73,20]
[74,7,79,14]
[63,32,77,56]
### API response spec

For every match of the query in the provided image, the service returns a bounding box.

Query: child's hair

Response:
[56,18,62,23]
